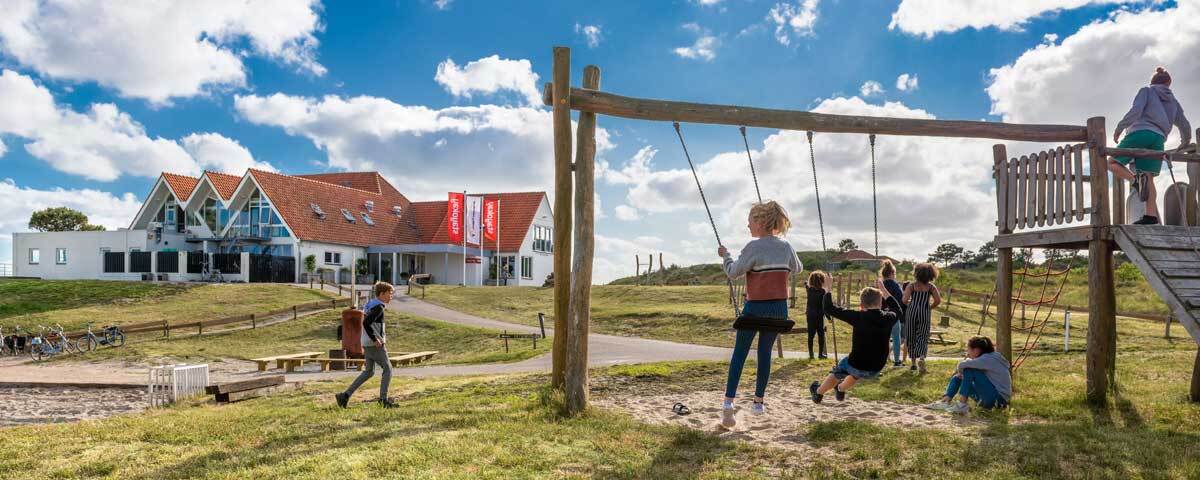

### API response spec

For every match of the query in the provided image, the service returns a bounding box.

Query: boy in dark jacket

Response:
[336,282,396,408]
[810,286,900,403]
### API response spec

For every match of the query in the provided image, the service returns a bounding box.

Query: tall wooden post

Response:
[1085,116,1117,405]
[551,46,573,389]
[1191,348,1200,402]
[566,65,599,414]
[1188,128,1200,226]
[994,144,1014,364]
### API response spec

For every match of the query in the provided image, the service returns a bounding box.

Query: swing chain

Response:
[674,121,739,317]
[869,133,879,257]
[807,131,828,252]
[740,126,763,203]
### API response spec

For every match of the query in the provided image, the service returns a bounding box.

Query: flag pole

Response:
[496,198,502,286]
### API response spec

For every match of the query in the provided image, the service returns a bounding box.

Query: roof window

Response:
[364,200,374,212]
[340,208,356,223]
[310,203,326,219]
[392,206,402,216]
[361,212,375,226]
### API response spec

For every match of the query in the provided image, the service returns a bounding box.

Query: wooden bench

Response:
[249,352,324,372]
[297,351,440,372]
[205,375,300,403]
[929,329,953,345]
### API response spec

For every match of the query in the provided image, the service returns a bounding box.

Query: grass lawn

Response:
[0,279,189,321]
[70,309,548,366]
[2,349,1197,478]
[1,283,334,331]
[420,284,1194,358]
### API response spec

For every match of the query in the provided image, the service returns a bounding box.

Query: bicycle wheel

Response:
[78,336,97,352]
[112,332,126,347]
[29,344,44,362]
[63,338,79,354]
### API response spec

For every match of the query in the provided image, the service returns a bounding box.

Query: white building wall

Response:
[13,230,148,280]
[515,197,554,287]
[297,241,366,283]
[426,251,485,286]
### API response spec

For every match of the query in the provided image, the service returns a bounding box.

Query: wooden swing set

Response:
[543,46,1200,414]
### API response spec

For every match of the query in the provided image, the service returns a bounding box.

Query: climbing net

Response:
[978,250,1078,370]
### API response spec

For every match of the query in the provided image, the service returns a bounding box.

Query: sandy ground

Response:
[595,383,981,455]
[0,385,147,427]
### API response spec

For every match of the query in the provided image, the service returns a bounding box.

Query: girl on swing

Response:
[717,201,802,429]
[1111,67,1191,225]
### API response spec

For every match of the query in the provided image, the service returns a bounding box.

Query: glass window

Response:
[56,248,67,264]
[28,248,40,264]
[340,208,356,223]
[521,256,533,279]
[361,213,374,226]
[324,252,342,265]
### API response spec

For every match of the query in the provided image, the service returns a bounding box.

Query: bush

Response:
[1116,262,1141,283]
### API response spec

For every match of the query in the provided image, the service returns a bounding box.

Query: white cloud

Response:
[0,0,324,104]
[0,178,144,262]
[595,193,606,220]
[768,0,820,46]
[896,73,919,92]
[692,0,724,4]
[0,69,268,181]
[433,0,453,10]
[180,133,276,174]
[673,29,720,61]
[602,96,998,269]
[575,23,603,48]
[234,92,612,201]
[889,0,1146,38]
[614,205,641,221]
[860,80,884,97]
[434,55,543,106]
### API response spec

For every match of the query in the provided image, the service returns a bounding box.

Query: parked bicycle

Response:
[76,322,125,352]
[52,324,80,354]
[27,326,56,361]
[0,326,11,356]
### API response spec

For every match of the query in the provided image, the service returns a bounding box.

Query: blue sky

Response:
[0,0,1190,281]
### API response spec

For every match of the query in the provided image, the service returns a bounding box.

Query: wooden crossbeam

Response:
[541,85,1088,143]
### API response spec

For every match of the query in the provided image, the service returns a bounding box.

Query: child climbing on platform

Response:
[878,260,906,367]
[809,286,900,403]
[335,282,396,409]
[718,201,802,429]
[805,271,830,360]
[1111,67,1192,225]
[925,336,1011,413]
[903,263,941,374]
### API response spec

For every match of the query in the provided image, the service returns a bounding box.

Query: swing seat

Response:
[732,315,795,333]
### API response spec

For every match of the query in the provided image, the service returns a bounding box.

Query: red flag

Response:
[483,198,499,242]
[447,192,464,243]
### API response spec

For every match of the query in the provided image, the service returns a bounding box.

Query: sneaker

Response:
[720,406,737,428]
[910,364,917,371]
[334,392,349,409]
[809,381,823,404]
[924,400,950,411]
[948,402,970,415]
[834,386,846,402]
[378,398,398,409]
[818,354,828,359]
[893,361,904,367]
[751,402,766,416]
[1133,215,1161,225]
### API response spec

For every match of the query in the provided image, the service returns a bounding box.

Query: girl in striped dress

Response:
[903,263,941,373]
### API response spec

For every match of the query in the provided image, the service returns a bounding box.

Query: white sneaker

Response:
[948,402,970,415]
[720,406,737,428]
[751,402,766,415]
[924,400,951,411]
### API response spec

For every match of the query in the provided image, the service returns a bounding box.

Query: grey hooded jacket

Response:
[1115,84,1191,147]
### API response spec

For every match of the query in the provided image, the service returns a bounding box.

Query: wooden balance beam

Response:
[249,352,324,372]
[205,375,300,403]
[294,351,440,372]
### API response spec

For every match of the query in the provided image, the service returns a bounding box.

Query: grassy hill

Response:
[0,279,190,321]
[609,250,842,286]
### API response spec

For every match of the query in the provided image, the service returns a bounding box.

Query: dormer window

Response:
[364,200,374,212]
[392,206,402,216]
[310,203,326,219]
[361,213,375,226]
[340,208,356,223]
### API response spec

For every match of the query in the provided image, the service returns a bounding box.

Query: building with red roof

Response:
[14,170,553,286]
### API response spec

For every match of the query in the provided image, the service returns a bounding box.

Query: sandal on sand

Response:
[672,403,691,415]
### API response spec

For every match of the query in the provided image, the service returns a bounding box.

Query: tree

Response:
[927,243,965,265]
[303,255,316,274]
[957,249,977,265]
[1014,248,1033,266]
[28,207,105,232]
[837,238,858,252]
[974,241,997,264]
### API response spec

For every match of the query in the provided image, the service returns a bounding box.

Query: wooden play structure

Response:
[251,351,438,372]
[543,46,1200,413]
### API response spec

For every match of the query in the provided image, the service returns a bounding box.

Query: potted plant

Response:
[302,254,316,283]
[355,258,373,284]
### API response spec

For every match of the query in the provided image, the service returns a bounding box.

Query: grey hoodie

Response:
[956,351,1012,401]
[1115,84,1191,147]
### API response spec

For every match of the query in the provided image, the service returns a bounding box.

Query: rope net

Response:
[977,251,1077,370]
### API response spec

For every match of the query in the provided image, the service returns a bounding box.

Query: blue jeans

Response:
[725,329,779,398]
[944,369,1006,409]
[891,322,903,363]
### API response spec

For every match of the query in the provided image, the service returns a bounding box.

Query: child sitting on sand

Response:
[926,336,1012,413]
[805,271,830,360]
[718,200,802,428]
[810,286,900,403]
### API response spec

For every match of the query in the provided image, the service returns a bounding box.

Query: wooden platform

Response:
[280,351,439,372]
[1112,225,1200,344]
[250,352,323,372]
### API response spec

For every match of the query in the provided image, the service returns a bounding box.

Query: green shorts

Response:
[1114,129,1166,176]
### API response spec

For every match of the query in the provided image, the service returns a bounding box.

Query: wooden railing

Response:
[407,273,431,298]
[996,143,1091,232]
[53,297,351,340]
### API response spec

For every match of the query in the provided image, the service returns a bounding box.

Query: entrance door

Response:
[380,254,394,284]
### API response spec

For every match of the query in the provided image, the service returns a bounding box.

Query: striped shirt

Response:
[721,235,802,301]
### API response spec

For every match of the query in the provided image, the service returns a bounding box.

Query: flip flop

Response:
[672,402,691,415]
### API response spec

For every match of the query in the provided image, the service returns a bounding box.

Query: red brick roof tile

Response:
[295,172,382,194]
[204,171,242,200]
[410,192,546,251]
[162,173,199,202]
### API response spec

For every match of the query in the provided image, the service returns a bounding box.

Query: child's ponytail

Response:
[750,201,792,235]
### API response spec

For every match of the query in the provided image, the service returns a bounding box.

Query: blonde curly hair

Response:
[750,200,791,235]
